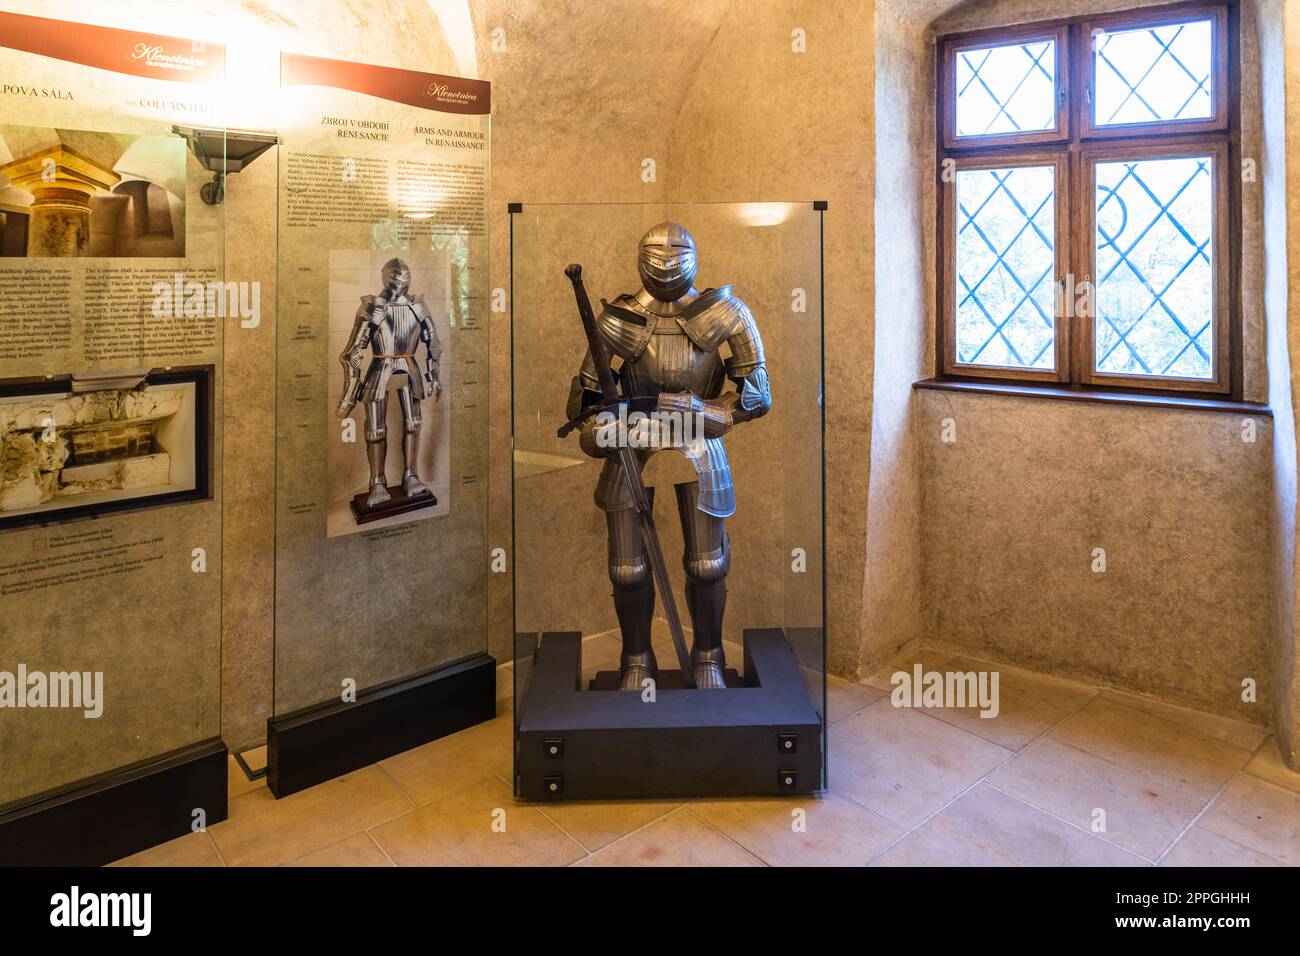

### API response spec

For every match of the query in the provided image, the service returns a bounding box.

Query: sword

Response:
[564,264,695,688]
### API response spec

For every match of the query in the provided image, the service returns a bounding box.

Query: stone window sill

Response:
[912,377,1272,416]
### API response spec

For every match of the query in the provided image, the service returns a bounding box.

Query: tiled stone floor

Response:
[113,641,1300,867]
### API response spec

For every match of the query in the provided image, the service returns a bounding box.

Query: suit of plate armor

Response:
[566,222,771,690]
[337,258,442,508]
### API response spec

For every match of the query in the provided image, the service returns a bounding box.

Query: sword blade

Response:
[616,445,694,687]
[565,265,695,689]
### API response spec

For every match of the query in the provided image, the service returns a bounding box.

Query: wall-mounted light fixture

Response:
[172,126,279,205]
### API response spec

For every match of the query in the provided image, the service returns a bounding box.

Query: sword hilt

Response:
[566,264,619,403]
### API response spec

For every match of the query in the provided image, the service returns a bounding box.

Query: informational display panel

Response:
[274,55,491,715]
[0,11,226,808]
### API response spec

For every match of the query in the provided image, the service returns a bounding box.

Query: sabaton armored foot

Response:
[618,650,658,692]
[693,659,727,690]
[402,472,428,498]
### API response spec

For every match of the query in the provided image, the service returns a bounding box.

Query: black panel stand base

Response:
[267,653,496,799]
[0,738,228,867]
[349,484,437,524]
[517,629,823,800]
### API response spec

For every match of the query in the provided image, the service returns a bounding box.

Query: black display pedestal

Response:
[0,738,229,867]
[515,629,823,800]
[267,653,496,798]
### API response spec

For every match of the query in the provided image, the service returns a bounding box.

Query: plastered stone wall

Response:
[919,390,1273,718]
[1274,0,1300,762]
[859,1,939,679]
[879,0,1283,727]
[666,0,877,677]
[474,0,732,662]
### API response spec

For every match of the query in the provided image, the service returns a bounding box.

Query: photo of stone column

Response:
[0,126,187,258]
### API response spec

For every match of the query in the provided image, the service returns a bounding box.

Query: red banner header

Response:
[0,10,225,84]
[281,52,490,116]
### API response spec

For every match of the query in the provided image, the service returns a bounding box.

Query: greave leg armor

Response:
[363,396,391,507]
[397,386,428,498]
[676,481,729,689]
[607,490,657,691]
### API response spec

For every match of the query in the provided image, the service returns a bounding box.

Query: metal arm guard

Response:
[723,299,771,422]
[337,308,373,415]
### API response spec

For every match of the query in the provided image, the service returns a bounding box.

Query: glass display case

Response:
[0,11,230,864]
[269,54,495,796]
[510,201,826,800]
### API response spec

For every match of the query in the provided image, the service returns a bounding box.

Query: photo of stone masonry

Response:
[0,375,200,524]
[0,126,186,258]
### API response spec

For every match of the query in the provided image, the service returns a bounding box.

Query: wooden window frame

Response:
[935,0,1239,399]
[1079,3,1229,139]
[1077,140,1230,392]
[941,153,1070,382]
[942,23,1071,150]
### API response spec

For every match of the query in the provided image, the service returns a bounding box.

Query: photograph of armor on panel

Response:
[328,250,451,536]
[272,53,492,740]
[511,202,826,801]
[0,9,227,843]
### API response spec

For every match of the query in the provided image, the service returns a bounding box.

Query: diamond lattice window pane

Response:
[1094,156,1214,379]
[955,39,1056,137]
[954,166,1056,370]
[1094,19,1213,126]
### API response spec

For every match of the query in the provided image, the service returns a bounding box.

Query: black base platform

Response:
[587,668,742,690]
[0,737,228,867]
[516,629,823,800]
[349,484,437,524]
[267,652,496,798]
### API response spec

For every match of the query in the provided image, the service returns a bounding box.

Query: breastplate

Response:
[373,302,421,355]
[619,328,726,399]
